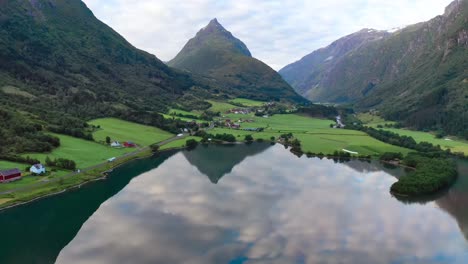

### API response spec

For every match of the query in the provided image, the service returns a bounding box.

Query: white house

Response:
[110,141,121,147]
[30,164,46,175]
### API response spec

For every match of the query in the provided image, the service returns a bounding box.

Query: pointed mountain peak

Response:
[208,18,221,26]
[200,18,227,34]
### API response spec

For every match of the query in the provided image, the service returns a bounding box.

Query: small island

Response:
[389,153,458,196]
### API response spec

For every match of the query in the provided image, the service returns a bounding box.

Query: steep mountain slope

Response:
[279,29,390,99]
[168,19,305,103]
[0,0,217,154]
[0,0,195,116]
[280,0,468,138]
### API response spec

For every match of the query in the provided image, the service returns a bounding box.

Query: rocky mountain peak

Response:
[444,0,463,17]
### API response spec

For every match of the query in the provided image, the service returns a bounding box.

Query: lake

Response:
[0,143,468,264]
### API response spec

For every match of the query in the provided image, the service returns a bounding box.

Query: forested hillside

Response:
[280,0,468,138]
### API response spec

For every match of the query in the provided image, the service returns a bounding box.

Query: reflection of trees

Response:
[0,152,175,264]
[342,159,406,179]
[436,189,468,240]
[436,161,468,241]
[183,143,271,184]
[394,160,468,241]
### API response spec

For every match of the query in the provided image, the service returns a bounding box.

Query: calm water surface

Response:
[1,143,468,264]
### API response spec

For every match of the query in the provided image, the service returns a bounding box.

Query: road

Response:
[0,134,188,195]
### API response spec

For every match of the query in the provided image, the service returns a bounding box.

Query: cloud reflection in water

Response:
[56,144,468,264]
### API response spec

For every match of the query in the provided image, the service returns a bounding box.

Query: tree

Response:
[45,156,54,166]
[106,136,111,144]
[150,144,160,153]
[245,135,254,142]
[186,139,198,150]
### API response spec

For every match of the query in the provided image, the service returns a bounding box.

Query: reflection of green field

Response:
[24,133,133,168]
[210,113,410,156]
[90,118,173,146]
[229,98,265,107]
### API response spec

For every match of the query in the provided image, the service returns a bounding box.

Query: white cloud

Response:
[82,0,453,70]
[55,144,468,264]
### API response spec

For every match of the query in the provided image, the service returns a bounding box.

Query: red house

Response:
[0,168,22,183]
[123,142,136,148]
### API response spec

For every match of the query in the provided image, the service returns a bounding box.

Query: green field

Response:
[160,136,202,150]
[357,113,468,154]
[89,118,173,146]
[0,160,27,171]
[23,133,134,169]
[0,159,69,193]
[371,127,468,154]
[210,113,410,156]
[229,98,265,107]
[169,108,201,117]
[207,100,238,113]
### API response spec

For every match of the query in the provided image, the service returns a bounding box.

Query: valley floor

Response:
[357,113,468,155]
[1,99,465,209]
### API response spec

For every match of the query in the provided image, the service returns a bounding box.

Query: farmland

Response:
[159,136,202,150]
[229,98,266,107]
[357,113,468,154]
[23,133,134,169]
[370,127,468,154]
[89,118,174,146]
[209,113,410,156]
[207,100,239,113]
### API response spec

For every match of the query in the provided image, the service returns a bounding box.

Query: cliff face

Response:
[280,0,468,137]
[279,29,390,99]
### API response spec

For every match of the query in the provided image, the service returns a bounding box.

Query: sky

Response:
[82,0,454,70]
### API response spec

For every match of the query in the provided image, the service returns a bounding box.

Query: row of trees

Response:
[346,124,447,154]
[45,156,77,170]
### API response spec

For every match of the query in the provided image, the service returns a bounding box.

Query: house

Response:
[123,142,136,148]
[108,157,116,162]
[111,141,121,147]
[30,164,46,175]
[0,168,22,183]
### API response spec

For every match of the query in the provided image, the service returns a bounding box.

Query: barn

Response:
[123,142,136,148]
[0,168,22,183]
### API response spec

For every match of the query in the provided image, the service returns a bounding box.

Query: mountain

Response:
[0,0,198,113]
[279,29,390,99]
[0,0,215,155]
[280,0,468,138]
[168,18,305,103]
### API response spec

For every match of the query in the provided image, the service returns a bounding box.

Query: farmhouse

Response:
[30,164,46,175]
[0,168,22,183]
[111,141,121,147]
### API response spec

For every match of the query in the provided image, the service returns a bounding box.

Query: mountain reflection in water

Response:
[0,144,467,264]
[56,144,468,264]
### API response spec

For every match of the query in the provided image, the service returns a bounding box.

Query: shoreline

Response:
[0,144,188,212]
[0,140,449,212]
